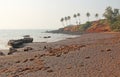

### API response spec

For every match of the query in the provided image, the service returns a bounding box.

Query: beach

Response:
[0,32,120,77]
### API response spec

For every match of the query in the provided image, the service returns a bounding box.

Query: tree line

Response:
[60,12,99,27]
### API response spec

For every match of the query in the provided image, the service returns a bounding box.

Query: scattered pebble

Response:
[15,61,20,63]
[47,69,53,73]
[85,56,90,59]
[79,62,84,67]
[66,64,72,69]
[42,67,50,71]
[106,48,111,51]
[101,50,104,52]
[29,58,34,61]
[23,59,28,63]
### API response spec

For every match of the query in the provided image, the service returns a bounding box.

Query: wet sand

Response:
[0,32,120,77]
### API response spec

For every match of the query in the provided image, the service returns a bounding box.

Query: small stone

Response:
[56,53,61,57]
[42,67,50,71]
[27,47,33,50]
[13,75,19,77]
[16,61,20,63]
[47,69,53,73]
[24,48,28,51]
[66,64,72,69]
[23,59,28,63]
[0,51,5,56]
[106,48,111,51]
[34,55,38,58]
[63,51,69,54]
[101,50,104,52]
[80,62,84,67]
[44,46,47,49]
[29,58,34,61]
[80,45,86,48]
[85,56,90,59]
[22,67,30,71]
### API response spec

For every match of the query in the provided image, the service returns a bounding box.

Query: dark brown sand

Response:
[0,32,120,77]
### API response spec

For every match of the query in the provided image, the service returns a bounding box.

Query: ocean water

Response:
[0,29,78,50]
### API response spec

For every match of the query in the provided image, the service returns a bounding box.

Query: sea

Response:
[0,29,78,50]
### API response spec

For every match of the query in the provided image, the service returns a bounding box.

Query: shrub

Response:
[79,22,92,31]
[111,21,120,32]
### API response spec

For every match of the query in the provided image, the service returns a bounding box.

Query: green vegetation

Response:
[103,6,120,31]
[60,6,120,32]
[79,22,92,31]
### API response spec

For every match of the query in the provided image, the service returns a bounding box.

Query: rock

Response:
[15,61,20,63]
[23,35,30,37]
[29,58,34,61]
[79,62,84,67]
[8,47,17,55]
[13,75,19,77]
[22,37,33,43]
[66,64,72,69]
[43,46,47,49]
[56,53,62,57]
[24,47,33,51]
[106,48,111,51]
[47,69,53,73]
[43,36,51,38]
[8,35,33,48]
[0,51,5,56]
[85,56,90,59]
[42,67,50,71]
[23,35,33,43]
[101,50,104,52]
[23,59,28,63]
[8,39,23,48]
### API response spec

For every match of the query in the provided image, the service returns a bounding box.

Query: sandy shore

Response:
[0,32,120,77]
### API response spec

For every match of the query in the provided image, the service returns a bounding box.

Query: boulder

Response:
[8,39,23,48]
[22,37,33,43]
[8,35,33,48]
[23,35,33,43]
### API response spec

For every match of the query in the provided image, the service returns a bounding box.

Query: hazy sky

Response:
[0,0,120,29]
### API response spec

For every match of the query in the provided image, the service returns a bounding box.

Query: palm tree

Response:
[67,16,71,25]
[60,18,64,27]
[95,13,99,20]
[77,13,81,25]
[73,14,78,25]
[65,17,68,26]
[86,12,90,21]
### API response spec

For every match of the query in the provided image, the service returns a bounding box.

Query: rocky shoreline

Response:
[0,32,120,77]
[46,28,83,35]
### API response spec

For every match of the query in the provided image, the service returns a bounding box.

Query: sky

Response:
[0,0,120,29]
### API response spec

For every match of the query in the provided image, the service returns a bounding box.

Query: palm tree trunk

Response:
[65,21,68,26]
[69,20,71,25]
[62,22,64,27]
[88,17,89,22]
[78,18,81,25]
[76,18,78,25]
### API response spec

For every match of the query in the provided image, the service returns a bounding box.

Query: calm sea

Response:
[0,29,78,50]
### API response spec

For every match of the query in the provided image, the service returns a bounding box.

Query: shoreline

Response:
[46,29,84,35]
